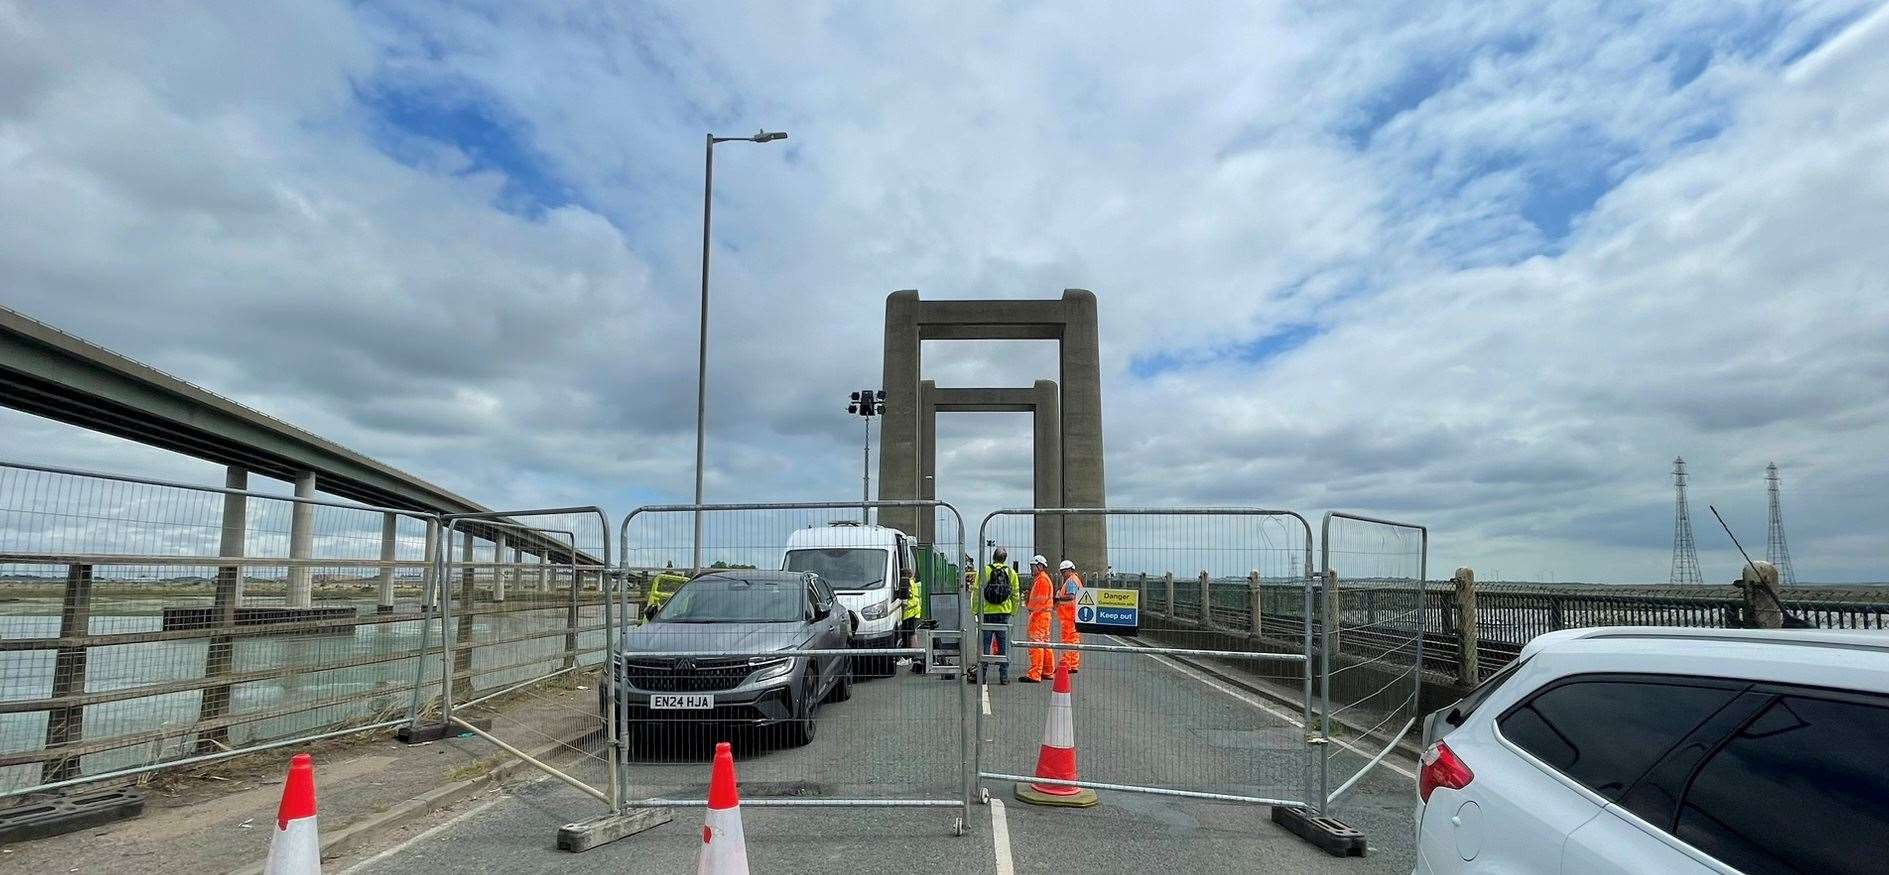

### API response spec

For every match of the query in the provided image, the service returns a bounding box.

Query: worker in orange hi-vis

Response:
[1055,560,1084,673]
[1020,555,1055,683]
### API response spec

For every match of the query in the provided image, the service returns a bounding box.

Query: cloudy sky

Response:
[3,1,1886,583]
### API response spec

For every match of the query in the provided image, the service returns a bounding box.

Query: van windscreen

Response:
[784,548,885,590]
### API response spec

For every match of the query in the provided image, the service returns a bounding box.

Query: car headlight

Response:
[860,600,892,621]
[748,656,797,682]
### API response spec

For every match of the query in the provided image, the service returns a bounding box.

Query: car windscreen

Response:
[656,578,802,622]
[784,548,886,590]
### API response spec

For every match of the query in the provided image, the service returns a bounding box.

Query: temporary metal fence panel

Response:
[415,509,613,810]
[614,501,970,830]
[0,461,441,797]
[1318,512,1427,810]
[421,507,615,812]
[972,508,1317,811]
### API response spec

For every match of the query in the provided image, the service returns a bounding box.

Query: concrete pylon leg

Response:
[287,471,316,608]
[918,379,938,547]
[377,513,397,613]
[877,290,923,539]
[1057,290,1107,574]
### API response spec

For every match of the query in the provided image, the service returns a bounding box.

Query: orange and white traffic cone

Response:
[264,752,321,874]
[697,741,749,875]
[1013,662,1098,807]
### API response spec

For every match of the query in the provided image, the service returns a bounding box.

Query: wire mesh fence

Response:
[1317,512,1426,808]
[611,502,968,818]
[0,462,440,796]
[971,509,1316,808]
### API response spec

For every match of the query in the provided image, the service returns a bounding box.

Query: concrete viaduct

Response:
[0,304,586,609]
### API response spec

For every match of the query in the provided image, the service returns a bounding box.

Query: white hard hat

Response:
[1030,555,1048,567]
[1059,560,1076,571]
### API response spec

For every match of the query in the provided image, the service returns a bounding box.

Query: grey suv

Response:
[602,570,852,748]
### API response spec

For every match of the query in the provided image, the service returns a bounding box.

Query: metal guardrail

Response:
[1143,577,1889,682]
[0,462,610,797]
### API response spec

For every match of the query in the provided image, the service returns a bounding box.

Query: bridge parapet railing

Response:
[0,461,601,798]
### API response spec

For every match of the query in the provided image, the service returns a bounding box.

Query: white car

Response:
[1414,627,1889,874]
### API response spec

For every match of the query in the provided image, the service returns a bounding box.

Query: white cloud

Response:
[1,0,1885,581]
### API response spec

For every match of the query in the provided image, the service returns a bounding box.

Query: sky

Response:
[2,1,1886,583]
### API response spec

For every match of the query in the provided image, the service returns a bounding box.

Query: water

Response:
[0,597,605,792]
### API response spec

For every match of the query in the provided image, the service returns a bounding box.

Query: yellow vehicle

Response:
[642,572,690,621]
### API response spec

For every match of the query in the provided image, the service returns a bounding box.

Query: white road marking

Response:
[981,683,992,716]
[1106,635,1417,782]
[989,797,1016,875]
[338,790,511,873]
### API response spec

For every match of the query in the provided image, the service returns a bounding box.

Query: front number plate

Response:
[651,694,713,709]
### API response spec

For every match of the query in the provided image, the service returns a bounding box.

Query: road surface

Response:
[334,640,1419,873]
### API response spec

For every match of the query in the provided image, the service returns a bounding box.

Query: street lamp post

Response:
[847,389,886,523]
[693,129,788,570]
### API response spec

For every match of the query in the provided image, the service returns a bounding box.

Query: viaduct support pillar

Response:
[377,513,398,614]
[286,471,316,608]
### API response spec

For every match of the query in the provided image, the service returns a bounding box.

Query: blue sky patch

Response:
[1130,321,1326,378]
[358,81,579,218]
[1521,167,1616,244]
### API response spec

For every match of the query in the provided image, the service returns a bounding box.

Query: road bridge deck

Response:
[336,643,1417,873]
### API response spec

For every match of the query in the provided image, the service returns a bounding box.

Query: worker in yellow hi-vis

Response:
[900,567,924,674]
[1056,559,1084,673]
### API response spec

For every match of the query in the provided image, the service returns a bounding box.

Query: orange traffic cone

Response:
[1014,662,1098,807]
[264,752,321,874]
[697,742,749,874]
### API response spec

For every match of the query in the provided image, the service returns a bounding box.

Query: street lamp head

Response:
[752,130,788,142]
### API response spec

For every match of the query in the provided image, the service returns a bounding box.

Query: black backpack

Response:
[981,564,1013,607]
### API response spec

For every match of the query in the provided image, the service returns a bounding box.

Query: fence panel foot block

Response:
[0,789,145,843]
[557,808,673,852]
[1272,806,1366,857]
[396,717,491,744]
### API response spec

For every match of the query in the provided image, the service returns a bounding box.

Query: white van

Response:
[782,522,918,676]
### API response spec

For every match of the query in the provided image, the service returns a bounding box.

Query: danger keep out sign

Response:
[1075,587,1139,634]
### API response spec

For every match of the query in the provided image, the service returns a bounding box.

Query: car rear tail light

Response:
[1418,740,1473,803]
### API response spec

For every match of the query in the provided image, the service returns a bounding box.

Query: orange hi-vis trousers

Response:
[1056,602,1082,670]
[1026,609,1054,679]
